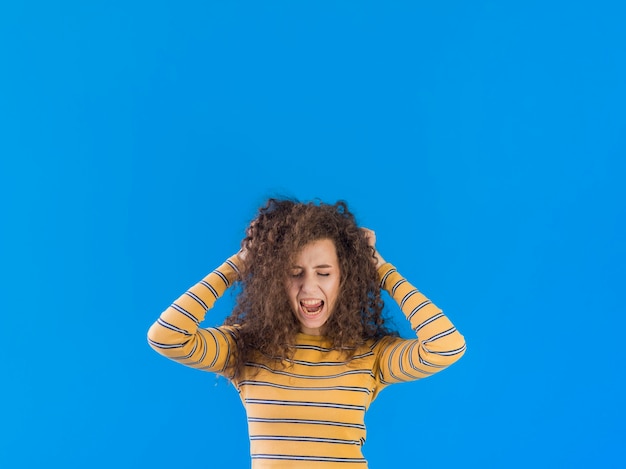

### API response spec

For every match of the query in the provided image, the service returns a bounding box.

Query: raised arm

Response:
[147,255,243,377]
[361,228,466,385]
[376,263,466,384]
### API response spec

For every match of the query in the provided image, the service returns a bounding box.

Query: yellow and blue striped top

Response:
[148,256,466,468]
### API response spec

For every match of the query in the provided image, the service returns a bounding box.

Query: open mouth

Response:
[300,300,324,315]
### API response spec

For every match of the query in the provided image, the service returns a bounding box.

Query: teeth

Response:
[301,300,322,306]
[300,300,323,314]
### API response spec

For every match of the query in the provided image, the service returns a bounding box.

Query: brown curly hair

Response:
[224,198,397,380]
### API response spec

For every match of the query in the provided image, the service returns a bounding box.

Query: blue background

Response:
[1,1,624,467]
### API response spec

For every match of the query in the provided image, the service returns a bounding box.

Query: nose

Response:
[300,272,317,293]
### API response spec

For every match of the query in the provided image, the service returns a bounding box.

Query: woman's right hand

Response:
[237,218,257,263]
[237,247,248,262]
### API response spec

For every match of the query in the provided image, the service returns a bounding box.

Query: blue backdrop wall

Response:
[1,1,624,468]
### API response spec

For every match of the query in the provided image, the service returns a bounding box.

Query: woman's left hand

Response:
[361,227,386,269]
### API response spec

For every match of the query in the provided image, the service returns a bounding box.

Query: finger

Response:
[360,227,376,247]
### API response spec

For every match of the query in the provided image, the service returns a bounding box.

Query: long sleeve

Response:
[147,255,242,376]
[375,263,466,385]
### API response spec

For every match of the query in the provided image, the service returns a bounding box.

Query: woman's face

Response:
[285,238,341,335]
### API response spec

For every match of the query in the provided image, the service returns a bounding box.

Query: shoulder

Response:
[367,334,403,352]
[208,324,242,341]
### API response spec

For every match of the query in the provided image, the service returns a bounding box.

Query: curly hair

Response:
[224,198,397,380]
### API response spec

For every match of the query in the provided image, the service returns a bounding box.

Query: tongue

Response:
[303,301,323,313]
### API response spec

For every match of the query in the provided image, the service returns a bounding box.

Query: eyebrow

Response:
[291,264,334,269]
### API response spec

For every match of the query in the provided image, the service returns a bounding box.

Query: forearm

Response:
[147,255,242,373]
[377,263,466,380]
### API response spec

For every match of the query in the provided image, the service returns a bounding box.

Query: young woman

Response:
[147,198,466,468]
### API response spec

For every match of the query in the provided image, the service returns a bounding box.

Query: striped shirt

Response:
[148,256,466,467]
